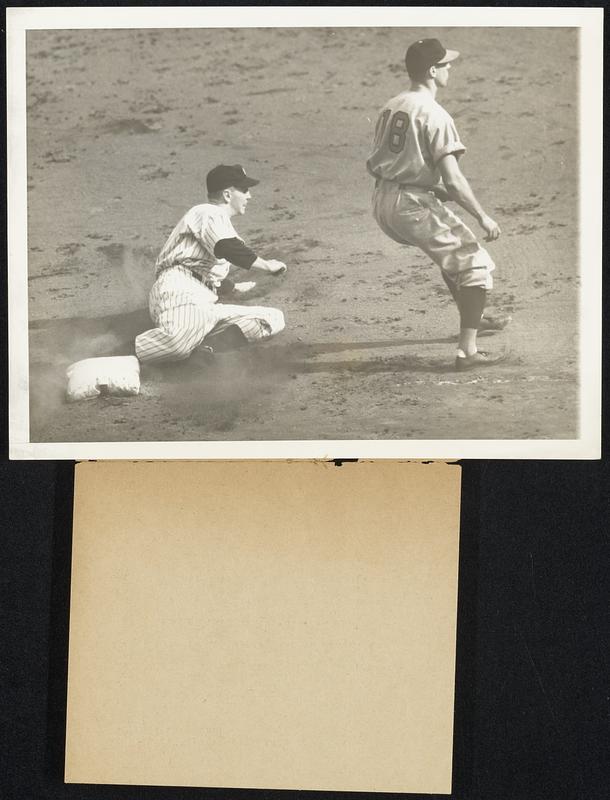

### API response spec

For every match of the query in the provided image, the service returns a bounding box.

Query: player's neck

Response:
[410,80,437,99]
[210,199,233,215]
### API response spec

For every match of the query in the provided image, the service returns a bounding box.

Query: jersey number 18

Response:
[375,110,410,154]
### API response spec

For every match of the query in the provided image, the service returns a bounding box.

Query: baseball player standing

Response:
[135,164,287,363]
[367,38,509,370]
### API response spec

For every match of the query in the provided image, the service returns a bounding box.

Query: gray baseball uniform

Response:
[367,89,495,292]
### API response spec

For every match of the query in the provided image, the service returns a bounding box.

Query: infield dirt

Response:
[25,26,579,443]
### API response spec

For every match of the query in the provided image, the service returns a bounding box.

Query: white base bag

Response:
[66,356,141,402]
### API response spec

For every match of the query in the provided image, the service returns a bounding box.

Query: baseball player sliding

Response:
[135,164,287,363]
[367,38,509,370]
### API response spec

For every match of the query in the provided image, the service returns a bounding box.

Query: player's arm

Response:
[438,154,501,241]
[214,238,286,274]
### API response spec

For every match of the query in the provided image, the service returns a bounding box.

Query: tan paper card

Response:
[66,460,461,793]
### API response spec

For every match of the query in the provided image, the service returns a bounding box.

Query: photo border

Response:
[7,6,603,460]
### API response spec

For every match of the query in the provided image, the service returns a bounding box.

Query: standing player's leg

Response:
[440,268,461,308]
[400,198,501,359]
[423,208,493,356]
[372,184,507,366]
[455,286,487,356]
[442,269,510,334]
[430,216,509,367]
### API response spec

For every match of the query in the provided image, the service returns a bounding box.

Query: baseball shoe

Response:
[204,324,249,352]
[454,350,508,371]
[194,344,215,360]
[478,311,512,332]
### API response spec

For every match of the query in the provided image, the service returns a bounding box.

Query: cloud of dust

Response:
[113,243,154,311]
[94,241,154,313]
[29,320,133,427]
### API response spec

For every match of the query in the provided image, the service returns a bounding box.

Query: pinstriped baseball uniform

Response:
[367,90,495,290]
[135,203,284,364]
[155,203,238,288]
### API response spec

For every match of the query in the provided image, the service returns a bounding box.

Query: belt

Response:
[398,183,434,192]
[375,177,433,192]
[167,263,218,293]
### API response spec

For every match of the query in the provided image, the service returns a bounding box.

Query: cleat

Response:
[454,350,508,371]
[203,323,249,352]
[196,344,215,358]
[479,312,512,332]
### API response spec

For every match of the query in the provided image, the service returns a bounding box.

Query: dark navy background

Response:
[1,459,608,800]
[1,3,608,796]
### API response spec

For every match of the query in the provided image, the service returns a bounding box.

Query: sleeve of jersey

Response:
[426,110,467,166]
[213,238,257,269]
[188,208,243,258]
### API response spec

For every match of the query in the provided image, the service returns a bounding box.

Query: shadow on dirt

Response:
[142,336,460,387]
[30,309,458,373]
[28,312,467,441]
[247,341,456,376]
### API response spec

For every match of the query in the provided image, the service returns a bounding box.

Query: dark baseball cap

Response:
[405,38,460,74]
[206,164,260,194]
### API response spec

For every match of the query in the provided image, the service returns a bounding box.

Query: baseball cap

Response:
[206,164,260,194]
[405,38,460,74]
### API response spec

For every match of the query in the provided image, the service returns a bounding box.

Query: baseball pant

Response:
[372,181,495,291]
[135,266,285,364]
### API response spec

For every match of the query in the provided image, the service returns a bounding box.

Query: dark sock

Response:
[459,287,487,329]
[205,324,249,352]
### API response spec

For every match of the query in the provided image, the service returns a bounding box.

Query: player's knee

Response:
[134,332,169,363]
[163,331,198,360]
[134,334,149,362]
[459,266,493,291]
[135,327,200,363]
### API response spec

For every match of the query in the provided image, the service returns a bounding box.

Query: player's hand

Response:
[479,214,501,241]
[265,259,287,275]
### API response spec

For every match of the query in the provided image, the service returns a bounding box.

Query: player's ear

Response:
[222,187,231,203]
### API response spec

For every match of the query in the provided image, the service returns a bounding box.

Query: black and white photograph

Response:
[7,7,602,459]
